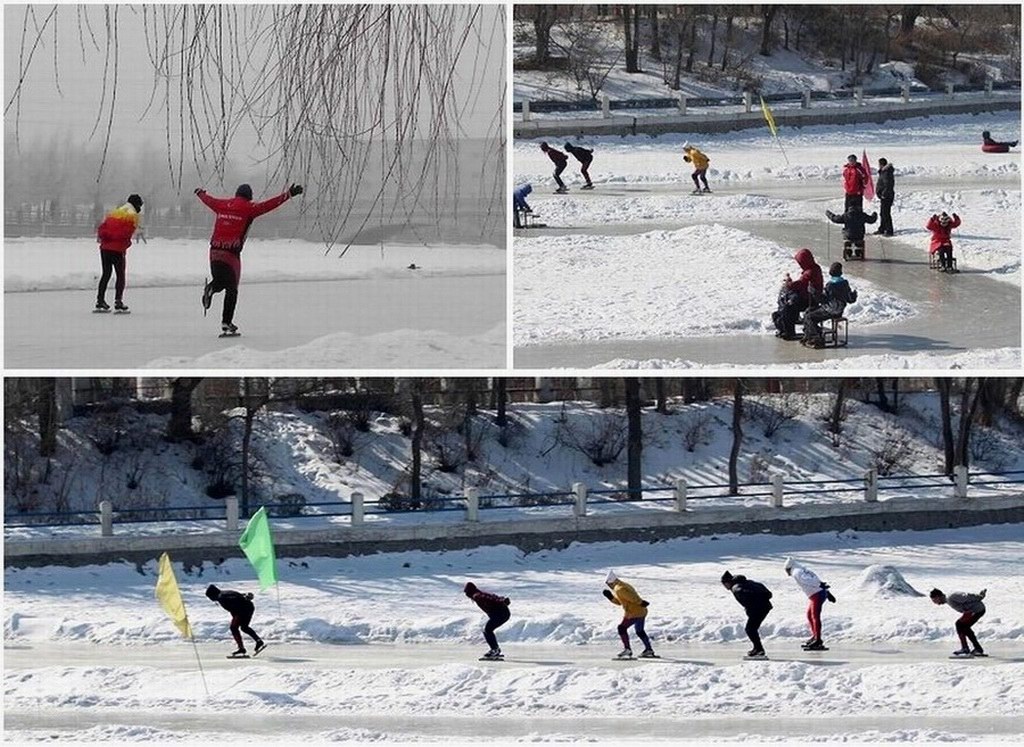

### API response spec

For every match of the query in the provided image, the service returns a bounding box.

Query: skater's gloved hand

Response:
[602,589,614,601]
[641,600,649,607]
[503,597,510,605]
[979,588,987,599]
[820,582,830,589]
[245,593,254,600]
[826,592,837,603]
[289,183,304,197]
[194,188,205,195]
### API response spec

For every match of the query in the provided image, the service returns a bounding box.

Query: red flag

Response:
[862,149,875,201]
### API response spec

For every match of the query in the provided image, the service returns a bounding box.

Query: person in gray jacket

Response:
[930,587,987,656]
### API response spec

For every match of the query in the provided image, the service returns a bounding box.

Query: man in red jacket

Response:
[464,581,511,660]
[196,182,303,336]
[95,194,143,312]
[842,154,867,212]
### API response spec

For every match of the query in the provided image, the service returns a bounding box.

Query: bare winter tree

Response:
[6,5,506,250]
[728,378,744,495]
[166,377,204,441]
[622,5,642,73]
[625,378,643,500]
[760,5,779,56]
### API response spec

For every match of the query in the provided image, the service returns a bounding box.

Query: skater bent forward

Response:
[95,194,144,312]
[195,182,302,336]
[564,142,594,189]
[603,570,655,659]
[682,143,710,193]
[206,584,266,657]
[464,582,511,659]
[784,558,836,648]
[930,587,987,656]
[721,570,773,658]
[540,142,569,193]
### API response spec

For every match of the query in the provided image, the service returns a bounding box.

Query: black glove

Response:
[820,582,830,589]
[641,600,649,608]
[979,588,987,599]
[826,592,836,603]
[245,592,254,600]
[602,589,614,601]
[503,597,510,605]
[289,183,304,197]
[194,188,204,195]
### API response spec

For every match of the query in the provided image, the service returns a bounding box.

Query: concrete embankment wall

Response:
[513,97,1020,139]
[5,494,1023,569]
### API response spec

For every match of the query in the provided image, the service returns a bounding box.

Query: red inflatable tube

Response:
[982,142,1011,153]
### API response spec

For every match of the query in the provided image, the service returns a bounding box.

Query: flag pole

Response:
[189,635,211,697]
[774,136,791,166]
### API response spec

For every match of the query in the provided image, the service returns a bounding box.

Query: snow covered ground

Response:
[513,111,1021,368]
[3,239,506,368]
[5,523,1024,742]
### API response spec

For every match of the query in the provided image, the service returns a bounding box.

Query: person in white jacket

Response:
[784,557,835,651]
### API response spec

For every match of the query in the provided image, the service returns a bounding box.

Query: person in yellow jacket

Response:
[603,570,656,659]
[682,142,711,194]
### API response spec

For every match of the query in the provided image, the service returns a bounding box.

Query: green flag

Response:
[239,506,278,590]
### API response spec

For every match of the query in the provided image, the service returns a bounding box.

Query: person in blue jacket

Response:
[513,183,533,228]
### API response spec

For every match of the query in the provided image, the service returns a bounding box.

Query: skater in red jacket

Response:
[842,155,867,212]
[195,182,303,336]
[465,582,511,659]
[926,212,961,272]
[95,194,143,312]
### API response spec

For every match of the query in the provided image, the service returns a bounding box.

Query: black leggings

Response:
[745,606,771,651]
[484,607,510,649]
[230,610,261,649]
[937,244,954,268]
[209,260,239,324]
[98,250,126,302]
[553,162,567,190]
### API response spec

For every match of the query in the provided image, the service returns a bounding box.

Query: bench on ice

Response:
[928,253,958,272]
[797,315,849,348]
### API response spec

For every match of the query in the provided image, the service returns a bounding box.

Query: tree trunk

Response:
[955,378,984,469]
[625,378,643,500]
[494,377,508,427]
[782,18,790,50]
[1007,378,1024,420]
[37,378,58,457]
[760,5,778,56]
[648,6,661,61]
[728,378,743,495]
[829,378,847,443]
[721,13,734,71]
[410,380,424,506]
[533,6,556,65]
[167,377,203,441]
[937,378,955,475]
[707,13,718,66]
[655,378,668,414]
[685,14,697,72]
[899,5,922,39]
[599,378,615,408]
[623,5,638,72]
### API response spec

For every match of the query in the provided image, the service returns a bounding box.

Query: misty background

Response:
[4,4,506,248]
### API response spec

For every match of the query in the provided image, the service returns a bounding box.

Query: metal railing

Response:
[7,468,1024,536]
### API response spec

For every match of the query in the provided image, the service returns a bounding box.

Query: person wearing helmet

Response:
[682,142,711,194]
[540,142,570,193]
[564,142,594,189]
[195,182,303,336]
[205,584,266,658]
[926,211,962,272]
[94,193,144,313]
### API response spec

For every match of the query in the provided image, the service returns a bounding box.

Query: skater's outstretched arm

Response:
[250,186,300,218]
[195,189,233,212]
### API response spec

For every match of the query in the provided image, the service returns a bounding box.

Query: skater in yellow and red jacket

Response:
[603,570,655,659]
[95,194,143,312]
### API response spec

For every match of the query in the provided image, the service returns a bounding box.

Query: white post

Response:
[677,93,687,115]
[855,86,864,106]
[601,94,610,119]
[99,501,113,537]
[351,491,364,526]
[946,82,955,99]
[466,487,480,522]
[225,497,239,532]
[985,80,994,98]
[743,91,752,113]
[675,478,687,512]
[573,482,588,517]
[770,475,784,508]
[522,99,531,123]
[901,83,910,103]
[864,469,878,502]
[802,89,811,109]
[954,466,969,500]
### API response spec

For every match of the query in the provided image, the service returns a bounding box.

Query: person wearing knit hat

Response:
[825,204,878,260]
[721,570,773,659]
[540,142,570,193]
[603,571,655,659]
[94,194,144,313]
[801,261,858,349]
[464,581,511,660]
[926,211,962,272]
[564,142,595,189]
[784,558,836,650]
[205,584,266,658]
[195,180,303,336]
[682,143,711,194]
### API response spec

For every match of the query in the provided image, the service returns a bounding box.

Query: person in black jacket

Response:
[826,206,878,259]
[874,158,895,236]
[721,570,773,658]
[465,582,512,659]
[206,584,266,657]
[540,142,570,193]
[802,262,858,348]
[564,142,594,189]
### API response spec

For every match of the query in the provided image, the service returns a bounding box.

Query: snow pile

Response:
[514,225,915,345]
[857,565,926,598]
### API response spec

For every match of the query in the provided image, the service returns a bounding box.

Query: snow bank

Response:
[858,565,926,598]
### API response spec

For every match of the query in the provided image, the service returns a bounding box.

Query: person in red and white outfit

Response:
[784,557,835,651]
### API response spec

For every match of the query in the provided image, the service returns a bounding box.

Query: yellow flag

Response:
[760,96,778,139]
[155,552,193,638]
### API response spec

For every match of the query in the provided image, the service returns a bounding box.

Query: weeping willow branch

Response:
[5,4,506,250]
